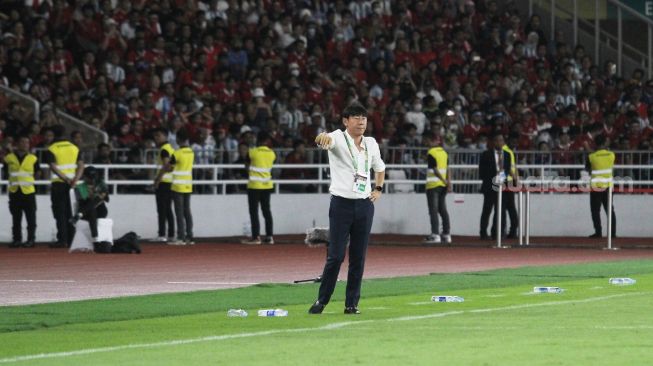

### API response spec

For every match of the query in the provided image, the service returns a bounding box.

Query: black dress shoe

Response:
[506,232,518,239]
[344,307,361,315]
[308,301,325,314]
[480,234,491,240]
[22,240,35,248]
[588,233,602,238]
[49,242,66,248]
[9,241,21,248]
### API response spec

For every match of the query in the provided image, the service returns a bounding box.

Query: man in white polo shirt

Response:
[308,102,386,315]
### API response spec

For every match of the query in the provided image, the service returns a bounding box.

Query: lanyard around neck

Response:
[344,133,368,173]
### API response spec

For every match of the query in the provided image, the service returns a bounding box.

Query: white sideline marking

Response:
[0,280,75,283]
[0,292,647,364]
[390,293,644,321]
[166,282,259,286]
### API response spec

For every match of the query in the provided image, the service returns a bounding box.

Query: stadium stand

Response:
[0,0,652,167]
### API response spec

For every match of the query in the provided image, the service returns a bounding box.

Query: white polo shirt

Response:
[325,129,386,199]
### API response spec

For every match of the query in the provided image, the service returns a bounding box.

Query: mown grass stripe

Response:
[0,292,647,364]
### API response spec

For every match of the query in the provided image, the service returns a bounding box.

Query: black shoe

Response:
[22,240,35,248]
[49,242,66,248]
[507,232,518,239]
[308,300,325,314]
[9,240,21,248]
[588,233,602,238]
[480,233,491,240]
[344,307,361,315]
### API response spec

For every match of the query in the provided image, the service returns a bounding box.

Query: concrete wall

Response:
[1,193,651,242]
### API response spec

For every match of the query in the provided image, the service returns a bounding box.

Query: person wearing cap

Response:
[241,132,276,245]
[424,135,451,244]
[3,135,40,248]
[152,128,176,242]
[44,125,84,248]
[309,102,386,315]
[586,135,616,238]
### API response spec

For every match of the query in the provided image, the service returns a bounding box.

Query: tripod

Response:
[294,228,329,283]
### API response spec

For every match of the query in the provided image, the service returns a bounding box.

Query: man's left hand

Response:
[370,190,382,202]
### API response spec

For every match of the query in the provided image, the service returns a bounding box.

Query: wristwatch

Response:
[374,185,383,192]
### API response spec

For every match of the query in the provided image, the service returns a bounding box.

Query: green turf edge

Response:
[1,259,651,333]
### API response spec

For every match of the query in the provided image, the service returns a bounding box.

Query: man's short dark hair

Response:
[342,101,368,119]
[595,134,607,147]
[51,124,65,138]
[176,128,189,143]
[153,127,167,136]
[257,131,271,145]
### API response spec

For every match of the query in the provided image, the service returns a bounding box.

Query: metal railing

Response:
[54,110,109,152]
[523,0,653,78]
[2,163,652,196]
[0,85,39,123]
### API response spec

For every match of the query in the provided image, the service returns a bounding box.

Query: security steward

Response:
[586,135,616,238]
[3,136,40,248]
[166,128,194,245]
[424,135,451,244]
[152,128,176,242]
[502,134,519,238]
[242,131,276,245]
[45,125,84,248]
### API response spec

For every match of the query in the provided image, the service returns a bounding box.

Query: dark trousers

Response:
[247,188,273,237]
[155,183,175,237]
[9,191,36,242]
[502,191,518,235]
[426,187,450,235]
[480,191,498,236]
[173,192,193,240]
[51,182,75,246]
[318,196,375,308]
[79,199,108,238]
[590,191,617,236]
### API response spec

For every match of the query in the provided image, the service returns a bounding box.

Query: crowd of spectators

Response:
[1,0,653,171]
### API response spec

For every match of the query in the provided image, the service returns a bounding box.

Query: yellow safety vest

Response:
[502,145,516,182]
[588,149,615,189]
[426,147,448,189]
[48,140,79,183]
[171,147,194,193]
[158,143,175,183]
[4,153,37,194]
[247,146,276,190]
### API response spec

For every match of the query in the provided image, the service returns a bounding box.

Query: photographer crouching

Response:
[70,166,109,244]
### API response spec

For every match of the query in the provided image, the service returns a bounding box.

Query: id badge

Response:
[352,173,368,193]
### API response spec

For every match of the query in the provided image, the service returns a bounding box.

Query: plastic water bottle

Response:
[257,309,288,317]
[609,278,636,285]
[431,296,464,302]
[227,309,248,317]
[533,287,563,294]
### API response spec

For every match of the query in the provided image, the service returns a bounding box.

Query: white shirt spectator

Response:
[120,21,136,40]
[106,62,125,84]
[325,129,385,199]
[405,110,427,135]
[555,94,577,107]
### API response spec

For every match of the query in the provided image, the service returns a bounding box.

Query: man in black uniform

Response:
[478,134,512,240]
[44,125,84,248]
[3,136,40,248]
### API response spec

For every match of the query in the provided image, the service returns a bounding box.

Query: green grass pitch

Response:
[1,260,652,365]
